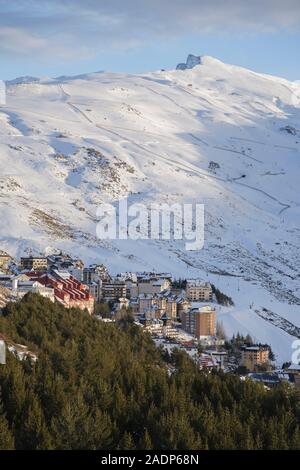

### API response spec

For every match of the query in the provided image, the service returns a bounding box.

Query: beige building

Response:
[140,316,179,338]
[153,295,167,312]
[20,256,48,272]
[166,298,177,320]
[0,251,12,271]
[182,306,216,339]
[138,293,177,320]
[186,280,212,302]
[241,346,270,371]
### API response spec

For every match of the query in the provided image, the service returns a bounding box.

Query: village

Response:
[0,249,299,389]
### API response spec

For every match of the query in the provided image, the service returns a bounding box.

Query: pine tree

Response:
[0,294,299,451]
[51,393,90,450]
[139,429,153,450]
[119,432,135,450]
[245,334,253,344]
[0,396,14,450]
[20,393,52,449]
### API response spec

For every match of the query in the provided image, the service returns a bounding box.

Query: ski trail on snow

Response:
[59,83,292,217]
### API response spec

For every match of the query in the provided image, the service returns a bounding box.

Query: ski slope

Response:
[0,55,300,362]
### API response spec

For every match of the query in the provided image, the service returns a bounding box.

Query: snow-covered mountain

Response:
[1,55,300,362]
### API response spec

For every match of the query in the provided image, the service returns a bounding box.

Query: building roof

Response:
[136,271,172,281]
[52,269,71,280]
[190,301,213,309]
[190,305,215,314]
[288,363,300,371]
[186,280,212,288]
[242,344,269,352]
[204,350,227,356]
[152,279,170,286]
[248,373,281,384]
[118,272,137,282]
[0,273,12,280]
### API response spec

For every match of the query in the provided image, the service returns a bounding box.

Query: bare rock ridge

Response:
[176,54,203,70]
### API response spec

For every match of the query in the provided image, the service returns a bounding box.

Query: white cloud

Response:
[0,0,299,61]
[0,27,47,53]
[0,26,93,60]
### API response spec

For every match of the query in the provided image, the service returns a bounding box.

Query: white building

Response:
[12,277,55,302]
[138,276,171,296]
[138,294,154,313]
[0,340,6,365]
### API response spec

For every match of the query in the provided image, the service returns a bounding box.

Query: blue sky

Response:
[0,0,299,80]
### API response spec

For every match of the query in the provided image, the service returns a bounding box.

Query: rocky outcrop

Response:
[176,54,202,70]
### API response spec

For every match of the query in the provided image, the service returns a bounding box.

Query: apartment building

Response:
[83,264,110,284]
[47,253,84,271]
[137,273,171,296]
[166,296,178,320]
[182,306,216,339]
[24,271,94,314]
[152,279,171,295]
[101,280,127,302]
[241,345,270,371]
[139,315,179,338]
[117,273,138,298]
[153,295,167,313]
[186,280,212,301]
[11,277,55,302]
[0,251,11,271]
[138,294,155,313]
[20,256,48,272]
[82,265,111,302]
[138,292,177,320]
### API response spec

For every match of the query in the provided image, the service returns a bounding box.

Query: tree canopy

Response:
[0,293,299,450]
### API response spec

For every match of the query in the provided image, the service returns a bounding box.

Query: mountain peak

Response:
[176,54,203,70]
[176,54,228,71]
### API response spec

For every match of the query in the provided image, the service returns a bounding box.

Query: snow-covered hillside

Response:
[1,55,300,362]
